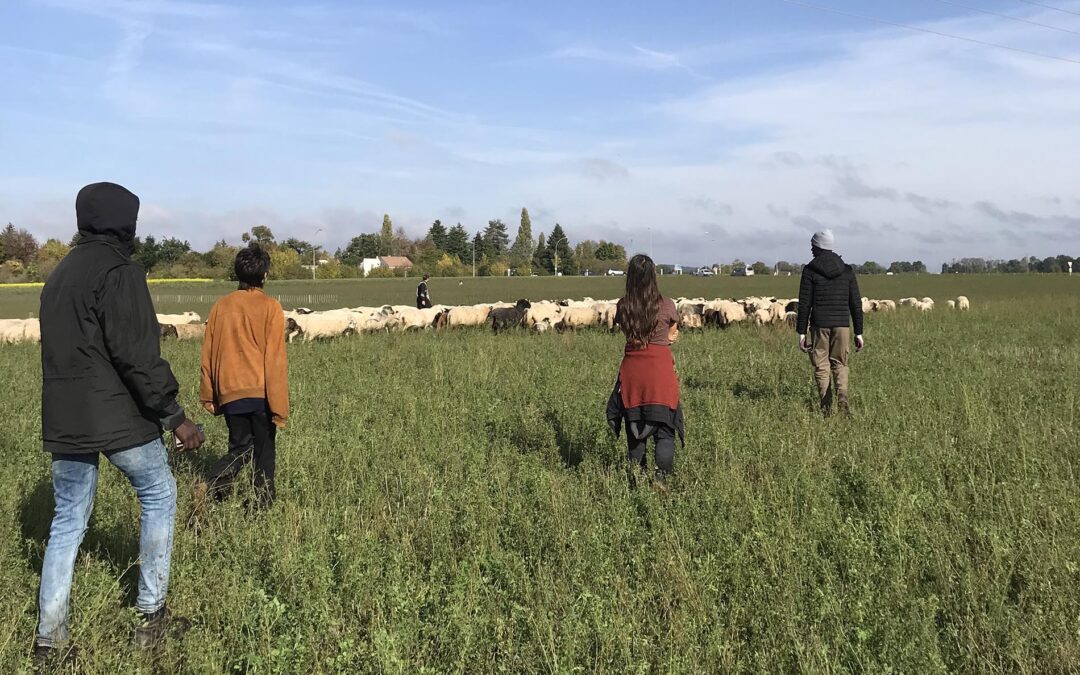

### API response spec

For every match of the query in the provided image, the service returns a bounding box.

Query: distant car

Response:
[606,269,625,276]
[695,267,714,277]
[731,267,754,277]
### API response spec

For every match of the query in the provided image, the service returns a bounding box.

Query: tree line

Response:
[1,219,1075,283]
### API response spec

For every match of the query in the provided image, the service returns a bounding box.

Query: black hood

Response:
[76,182,139,242]
[807,250,847,279]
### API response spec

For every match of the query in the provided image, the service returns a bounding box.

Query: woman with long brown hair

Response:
[607,254,684,483]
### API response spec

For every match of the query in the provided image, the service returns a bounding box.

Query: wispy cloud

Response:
[550,43,708,78]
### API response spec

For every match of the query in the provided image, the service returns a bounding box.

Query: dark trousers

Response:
[206,411,277,505]
[626,421,675,481]
[417,297,432,309]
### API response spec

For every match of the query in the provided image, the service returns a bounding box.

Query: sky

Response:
[2,0,1079,269]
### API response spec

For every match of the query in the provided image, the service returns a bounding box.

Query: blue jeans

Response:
[37,438,177,647]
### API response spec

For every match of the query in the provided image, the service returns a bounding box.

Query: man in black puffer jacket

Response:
[35,183,204,664]
[795,229,864,416]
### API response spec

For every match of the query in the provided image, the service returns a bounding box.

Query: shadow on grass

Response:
[19,470,143,607]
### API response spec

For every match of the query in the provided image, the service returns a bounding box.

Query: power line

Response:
[772,0,1080,66]
[1011,0,1080,19]
[932,0,1080,37]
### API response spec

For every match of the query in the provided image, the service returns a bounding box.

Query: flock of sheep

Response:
[0,294,971,345]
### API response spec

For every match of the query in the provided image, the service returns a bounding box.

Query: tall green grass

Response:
[0,280,1077,672]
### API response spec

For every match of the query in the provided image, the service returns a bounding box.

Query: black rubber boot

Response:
[32,644,77,671]
[134,606,192,649]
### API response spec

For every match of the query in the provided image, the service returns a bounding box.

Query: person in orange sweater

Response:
[198,244,289,507]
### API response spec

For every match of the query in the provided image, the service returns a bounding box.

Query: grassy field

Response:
[0,276,1078,672]
[2,274,1076,319]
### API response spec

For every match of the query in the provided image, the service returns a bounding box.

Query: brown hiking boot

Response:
[837,395,850,416]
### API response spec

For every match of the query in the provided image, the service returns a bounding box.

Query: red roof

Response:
[379,256,414,269]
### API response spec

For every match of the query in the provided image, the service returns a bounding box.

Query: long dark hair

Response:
[621,254,662,349]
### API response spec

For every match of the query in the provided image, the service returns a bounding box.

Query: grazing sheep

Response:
[956,295,970,311]
[156,311,201,325]
[703,300,746,328]
[752,308,772,326]
[174,324,206,340]
[0,318,41,344]
[899,297,917,307]
[446,304,492,329]
[557,306,600,332]
[768,302,786,323]
[878,300,896,312]
[490,299,531,334]
[785,300,799,314]
[159,324,179,339]
[920,297,934,306]
[785,311,798,328]
[286,313,356,342]
[593,302,618,331]
[526,302,563,329]
[947,300,956,310]
[533,318,554,333]
[677,301,705,330]
[914,300,934,312]
[861,297,874,314]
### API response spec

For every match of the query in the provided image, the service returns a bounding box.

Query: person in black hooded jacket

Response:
[795,229,864,416]
[34,183,204,663]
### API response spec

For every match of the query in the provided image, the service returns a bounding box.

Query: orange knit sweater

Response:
[199,288,290,427]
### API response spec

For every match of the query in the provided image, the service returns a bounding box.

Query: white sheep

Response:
[556,306,600,331]
[446,304,491,329]
[526,302,563,329]
[173,324,206,340]
[156,311,201,325]
[0,318,40,344]
[956,296,970,311]
[286,313,356,342]
[947,300,956,310]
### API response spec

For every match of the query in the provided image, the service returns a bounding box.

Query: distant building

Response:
[379,256,414,271]
[673,265,683,275]
[360,258,383,276]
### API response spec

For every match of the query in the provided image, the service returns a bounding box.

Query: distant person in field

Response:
[36,182,204,664]
[197,243,289,509]
[416,273,432,309]
[608,254,684,484]
[796,229,865,416]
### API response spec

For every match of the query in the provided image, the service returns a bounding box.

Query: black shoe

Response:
[32,644,77,671]
[134,606,192,649]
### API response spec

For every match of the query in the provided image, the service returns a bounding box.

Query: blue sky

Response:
[2,0,1079,268]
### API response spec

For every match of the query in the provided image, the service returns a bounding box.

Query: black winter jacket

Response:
[795,251,864,335]
[40,183,187,454]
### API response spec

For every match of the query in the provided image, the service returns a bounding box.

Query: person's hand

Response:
[855,335,865,352]
[799,334,811,353]
[201,401,217,416]
[668,324,680,344]
[173,419,204,452]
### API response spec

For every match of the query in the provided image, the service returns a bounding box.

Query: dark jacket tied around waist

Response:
[607,343,685,446]
[795,250,864,335]
[40,182,186,454]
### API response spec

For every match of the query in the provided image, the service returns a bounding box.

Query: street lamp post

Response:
[312,228,324,282]
[552,236,569,277]
[472,239,477,278]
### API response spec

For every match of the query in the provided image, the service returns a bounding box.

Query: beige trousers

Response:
[809,326,850,406]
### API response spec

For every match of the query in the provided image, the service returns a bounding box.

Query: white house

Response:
[360,258,382,276]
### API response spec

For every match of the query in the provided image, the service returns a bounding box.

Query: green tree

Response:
[751,261,770,275]
[595,241,626,262]
[281,238,315,257]
[547,223,575,275]
[341,234,381,266]
[533,231,550,274]
[133,236,161,272]
[858,261,886,275]
[158,237,192,266]
[445,223,470,262]
[380,214,394,256]
[509,208,534,265]
[36,239,71,280]
[482,219,510,259]
[1,223,39,265]
[242,225,275,248]
[427,220,448,250]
